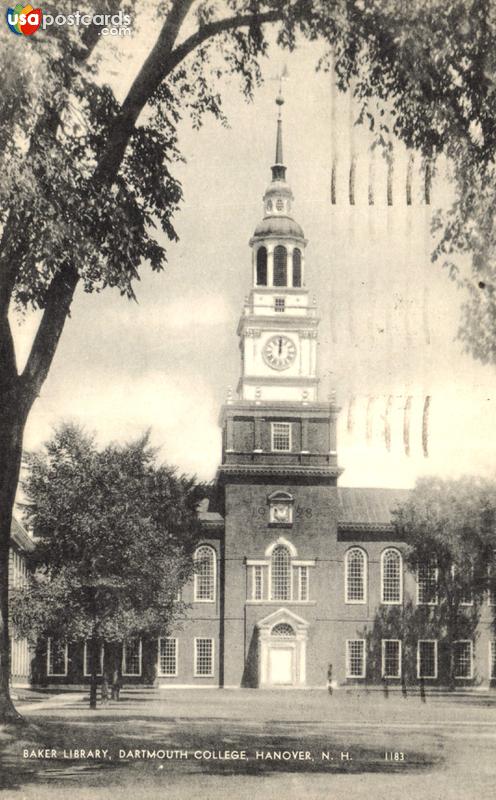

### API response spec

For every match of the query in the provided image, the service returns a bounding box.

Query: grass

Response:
[1,688,495,799]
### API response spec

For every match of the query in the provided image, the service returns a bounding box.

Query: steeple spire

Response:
[272,91,286,181]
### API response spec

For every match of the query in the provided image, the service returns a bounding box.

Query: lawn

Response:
[1,688,496,799]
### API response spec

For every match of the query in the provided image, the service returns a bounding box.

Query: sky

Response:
[10,22,496,488]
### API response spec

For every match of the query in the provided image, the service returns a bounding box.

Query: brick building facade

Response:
[35,98,496,690]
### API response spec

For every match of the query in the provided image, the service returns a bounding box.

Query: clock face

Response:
[263,335,297,371]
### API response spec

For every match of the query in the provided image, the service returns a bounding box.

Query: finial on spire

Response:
[272,95,286,180]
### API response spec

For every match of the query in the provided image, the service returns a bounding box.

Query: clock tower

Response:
[217,94,341,483]
[237,93,318,403]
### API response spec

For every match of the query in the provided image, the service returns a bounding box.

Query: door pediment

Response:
[256,606,309,634]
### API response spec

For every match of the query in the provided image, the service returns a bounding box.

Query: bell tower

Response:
[217,94,341,484]
[238,93,319,403]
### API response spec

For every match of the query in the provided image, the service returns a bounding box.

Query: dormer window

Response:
[276,198,284,211]
[274,297,285,312]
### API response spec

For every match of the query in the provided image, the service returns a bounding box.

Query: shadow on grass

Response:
[0,709,443,792]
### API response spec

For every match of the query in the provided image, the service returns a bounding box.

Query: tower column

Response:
[287,245,292,288]
[254,417,263,452]
[267,244,274,287]
[301,417,309,453]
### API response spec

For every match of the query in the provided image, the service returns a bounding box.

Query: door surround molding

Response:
[257,607,309,688]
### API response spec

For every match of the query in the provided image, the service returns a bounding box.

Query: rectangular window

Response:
[452,564,473,606]
[158,638,177,676]
[454,640,473,679]
[274,297,285,312]
[382,639,401,678]
[298,566,309,601]
[253,565,263,600]
[417,562,438,605]
[346,639,366,678]
[490,642,496,679]
[488,567,496,606]
[195,638,214,677]
[47,638,68,677]
[417,640,438,679]
[122,639,142,676]
[271,422,291,452]
[83,642,104,677]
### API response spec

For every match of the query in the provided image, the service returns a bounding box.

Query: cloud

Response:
[24,371,220,481]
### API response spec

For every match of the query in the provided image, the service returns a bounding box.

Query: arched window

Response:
[271,545,291,600]
[292,248,302,287]
[381,548,402,604]
[271,623,295,637]
[194,545,216,602]
[345,548,367,603]
[256,246,267,286]
[273,246,287,286]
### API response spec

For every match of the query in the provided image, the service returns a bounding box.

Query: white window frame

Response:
[194,637,214,677]
[346,639,366,678]
[381,639,402,678]
[344,547,367,604]
[416,562,439,605]
[489,641,496,679]
[454,640,473,680]
[252,565,264,601]
[193,545,217,603]
[298,565,309,601]
[381,548,403,605]
[158,637,178,677]
[487,566,496,606]
[83,642,104,677]
[270,544,292,601]
[417,639,438,679]
[122,638,142,677]
[451,564,474,606]
[271,422,292,452]
[47,638,68,677]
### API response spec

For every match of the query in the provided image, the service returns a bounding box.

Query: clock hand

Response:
[278,337,282,356]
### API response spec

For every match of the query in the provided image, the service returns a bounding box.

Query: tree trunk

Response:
[101,643,110,703]
[89,636,99,709]
[0,395,29,724]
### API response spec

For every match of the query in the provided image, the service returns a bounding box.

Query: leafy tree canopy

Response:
[12,423,205,643]
[3,0,496,362]
[393,475,496,600]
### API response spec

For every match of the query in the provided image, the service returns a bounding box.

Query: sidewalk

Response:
[16,691,86,713]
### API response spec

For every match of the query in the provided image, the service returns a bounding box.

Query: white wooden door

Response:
[269,647,293,685]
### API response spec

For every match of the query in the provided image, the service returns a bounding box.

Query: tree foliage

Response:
[392,476,496,687]
[3,1,496,343]
[12,423,203,650]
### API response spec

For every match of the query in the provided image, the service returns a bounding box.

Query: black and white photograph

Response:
[2,1,496,798]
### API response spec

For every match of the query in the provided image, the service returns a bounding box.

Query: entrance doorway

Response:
[257,609,309,688]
